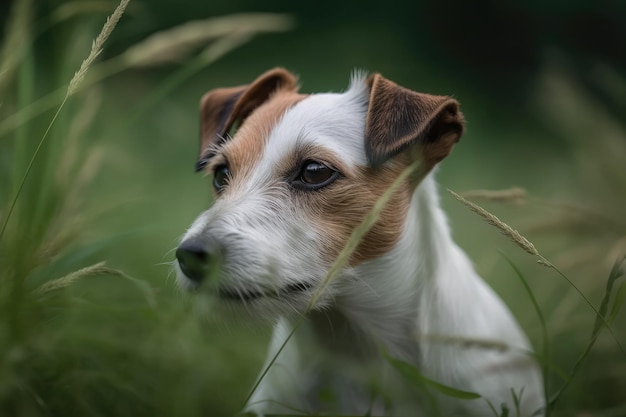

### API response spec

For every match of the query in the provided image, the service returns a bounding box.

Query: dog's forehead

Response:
[263,89,370,168]
[219,81,370,193]
[221,91,306,176]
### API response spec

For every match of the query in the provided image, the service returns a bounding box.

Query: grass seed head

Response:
[447,188,539,256]
[67,0,131,96]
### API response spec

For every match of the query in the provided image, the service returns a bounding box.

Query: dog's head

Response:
[175,68,463,318]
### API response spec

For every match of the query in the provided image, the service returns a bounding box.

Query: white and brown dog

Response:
[175,68,544,416]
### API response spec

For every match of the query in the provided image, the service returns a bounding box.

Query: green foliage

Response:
[547,256,626,413]
[1,0,625,416]
[503,255,550,409]
[0,2,282,416]
[384,354,482,400]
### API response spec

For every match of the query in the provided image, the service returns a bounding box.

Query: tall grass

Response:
[1,1,625,416]
[0,2,291,416]
[454,63,626,416]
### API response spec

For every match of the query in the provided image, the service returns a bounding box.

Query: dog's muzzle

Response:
[176,239,211,283]
[175,236,316,302]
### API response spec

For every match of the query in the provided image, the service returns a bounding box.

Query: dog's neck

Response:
[309,174,462,361]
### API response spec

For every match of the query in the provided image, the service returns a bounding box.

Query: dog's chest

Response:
[296,309,425,413]
[308,308,379,358]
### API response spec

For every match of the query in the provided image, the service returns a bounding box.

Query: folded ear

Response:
[195,68,299,171]
[364,74,464,170]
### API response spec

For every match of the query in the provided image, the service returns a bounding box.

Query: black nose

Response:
[176,240,210,283]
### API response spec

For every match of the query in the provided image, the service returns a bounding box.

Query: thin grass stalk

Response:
[447,188,626,356]
[67,0,130,96]
[242,315,304,408]
[0,56,127,139]
[384,352,445,416]
[461,187,625,233]
[0,98,67,243]
[547,256,625,412]
[120,13,294,67]
[531,197,626,232]
[461,187,527,204]
[0,13,293,139]
[243,160,424,410]
[0,52,181,139]
[0,31,253,150]
[447,189,538,256]
[502,255,550,415]
[123,32,254,121]
[415,333,516,353]
[546,317,604,411]
[537,256,625,355]
[6,25,37,343]
[592,256,624,335]
[34,260,156,308]
[35,261,108,293]
[92,32,254,146]
[485,399,500,417]
[0,0,130,242]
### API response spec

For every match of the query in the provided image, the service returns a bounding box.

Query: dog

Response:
[175,68,544,416]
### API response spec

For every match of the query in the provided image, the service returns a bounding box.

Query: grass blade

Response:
[447,188,538,256]
[384,353,481,400]
[36,261,157,308]
[596,255,625,331]
[609,279,626,321]
[548,256,625,411]
[0,13,294,139]
[539,258,626,356]
[307,160,424,310]
[35,261,109,294]
[0,0,130,242]
[501,254,550,412]
[0,97,68,242]
[447,188,626,357]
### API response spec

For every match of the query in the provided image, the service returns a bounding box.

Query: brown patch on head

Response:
[295,157,413,266]
[196,68,300,171]
[199,86,245,160]
[220,91,307,180]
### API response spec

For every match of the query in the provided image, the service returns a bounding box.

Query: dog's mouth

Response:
[218,281,314,302]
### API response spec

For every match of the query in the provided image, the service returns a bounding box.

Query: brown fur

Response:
[364,73,464,171]
[199,69,463,266]
[294,157,412,266]
[219,92,307,182]
[199,85,246,160]
[198,68,300,165]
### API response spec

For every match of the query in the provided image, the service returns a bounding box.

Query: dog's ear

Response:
[364,74,464,170]
[195,68,299,171]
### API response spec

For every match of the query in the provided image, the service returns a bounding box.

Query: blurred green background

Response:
[1,0,625,416]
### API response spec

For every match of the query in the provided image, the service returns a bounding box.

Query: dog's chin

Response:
[175,269,325,317]
[216,281,314,302]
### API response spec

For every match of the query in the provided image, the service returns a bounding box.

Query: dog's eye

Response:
[293,160,338,190]
[302,162,333,184]
[213,165,230,192]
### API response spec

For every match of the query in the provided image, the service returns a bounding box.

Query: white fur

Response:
[261,75,370,170]
[177,76,545,416]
